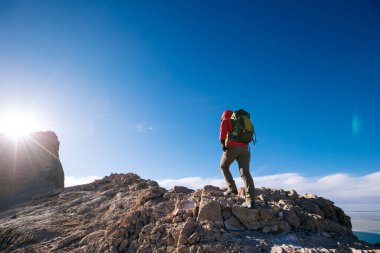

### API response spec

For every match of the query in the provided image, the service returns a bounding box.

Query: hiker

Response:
[219,109,256,208]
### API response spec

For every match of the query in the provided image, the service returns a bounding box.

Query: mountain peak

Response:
[0,173,378,252]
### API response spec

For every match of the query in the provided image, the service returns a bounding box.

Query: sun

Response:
[0,110,42,138]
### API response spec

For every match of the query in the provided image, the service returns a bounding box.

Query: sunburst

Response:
[0,109,43,139]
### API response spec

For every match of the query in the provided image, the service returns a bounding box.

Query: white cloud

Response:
[65,175,101,187]
[157,172,380,211]
[158,177,226,190]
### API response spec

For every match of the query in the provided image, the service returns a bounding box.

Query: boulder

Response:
[283,209,301,228]
[196,198,223,223]
[0,131,64,210]
[232,206,260,229]
[224,216,244,231]
[171,186,194,194]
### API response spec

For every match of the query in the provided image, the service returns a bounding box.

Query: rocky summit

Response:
[0,173,379,253]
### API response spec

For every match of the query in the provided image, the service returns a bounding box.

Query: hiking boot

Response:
[223,189,238,196]
[241,201,255,209]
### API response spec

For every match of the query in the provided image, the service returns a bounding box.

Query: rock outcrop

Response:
[0,131,64,210]
[0,173,379,252]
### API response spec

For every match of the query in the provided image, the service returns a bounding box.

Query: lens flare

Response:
[0,110,42,138]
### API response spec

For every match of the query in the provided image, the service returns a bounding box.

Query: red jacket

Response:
[219,110,248,147]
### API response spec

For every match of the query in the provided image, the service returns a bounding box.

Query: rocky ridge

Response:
[0,173,379,252]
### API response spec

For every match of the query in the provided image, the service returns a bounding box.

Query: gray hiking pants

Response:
[220,145,255,202]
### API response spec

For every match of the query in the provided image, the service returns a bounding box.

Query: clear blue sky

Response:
[1,0,379,182]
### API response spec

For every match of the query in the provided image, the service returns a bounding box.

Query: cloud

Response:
[158,177,226,190]
[157,172,380,211]
[65,175,101,187]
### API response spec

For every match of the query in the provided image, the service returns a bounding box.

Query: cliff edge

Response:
[0,173,378,252]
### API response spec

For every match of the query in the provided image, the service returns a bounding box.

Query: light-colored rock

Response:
[202,185,223,197]
[271,246,285,253]
[224,216,244,231]
[177,221,199,246]
[171,186,194,194]
[196,200,223,223]
[174,200,197,216]
[232,206,260,229]
[136,186,166,205]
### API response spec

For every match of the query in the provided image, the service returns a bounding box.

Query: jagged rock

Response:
[284,209,302,228]
[260,208,275,222]
[0,131,64,211]
[224,216,244,231]
[136,186,166,205]
[171,186,194,194]
[174,199,197,217]
[0,173,378,252]
[232,206,260,229]
[278,220,292,233]
[196,199,223,224]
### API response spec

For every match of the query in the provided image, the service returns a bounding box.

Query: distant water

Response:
[347,211,380,245]
[353,231,380,245]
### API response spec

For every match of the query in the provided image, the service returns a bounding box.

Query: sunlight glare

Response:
[0,110,43,138]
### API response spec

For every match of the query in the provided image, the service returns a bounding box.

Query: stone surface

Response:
[196,199,223,223]
[171,186,194,194]
[232,206,260,229]
[0,131,64,210]
[224,216,244,231]
[0,173,379,252]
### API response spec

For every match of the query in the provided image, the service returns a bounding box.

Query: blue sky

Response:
[1,0,379,205]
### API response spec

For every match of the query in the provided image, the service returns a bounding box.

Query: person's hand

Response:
[220,140,228,151]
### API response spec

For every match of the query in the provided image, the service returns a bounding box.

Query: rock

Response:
[0,173,376,252]
[288,189,299,199]
[260,208,275,222]
[321,232,331,238]
[0,131,64,210]
[278,220,291,233]
[174,200,197,216]
[109,246,118,253]
[270,246,285,253]
[136,186,166,205]
[196,200,223,223]
[177,221,199,246]
[171,186,194,194]
[284,210,301,228]
[188,232,200,245]
[299,200,324,217]
[232,206,260,229]
[202,185,224,197]
[262,224,279,233]
[224,216,244,231]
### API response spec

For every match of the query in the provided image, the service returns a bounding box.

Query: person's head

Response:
[221,110,233,120]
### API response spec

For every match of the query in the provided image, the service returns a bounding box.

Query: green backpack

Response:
[227,109,256,144]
